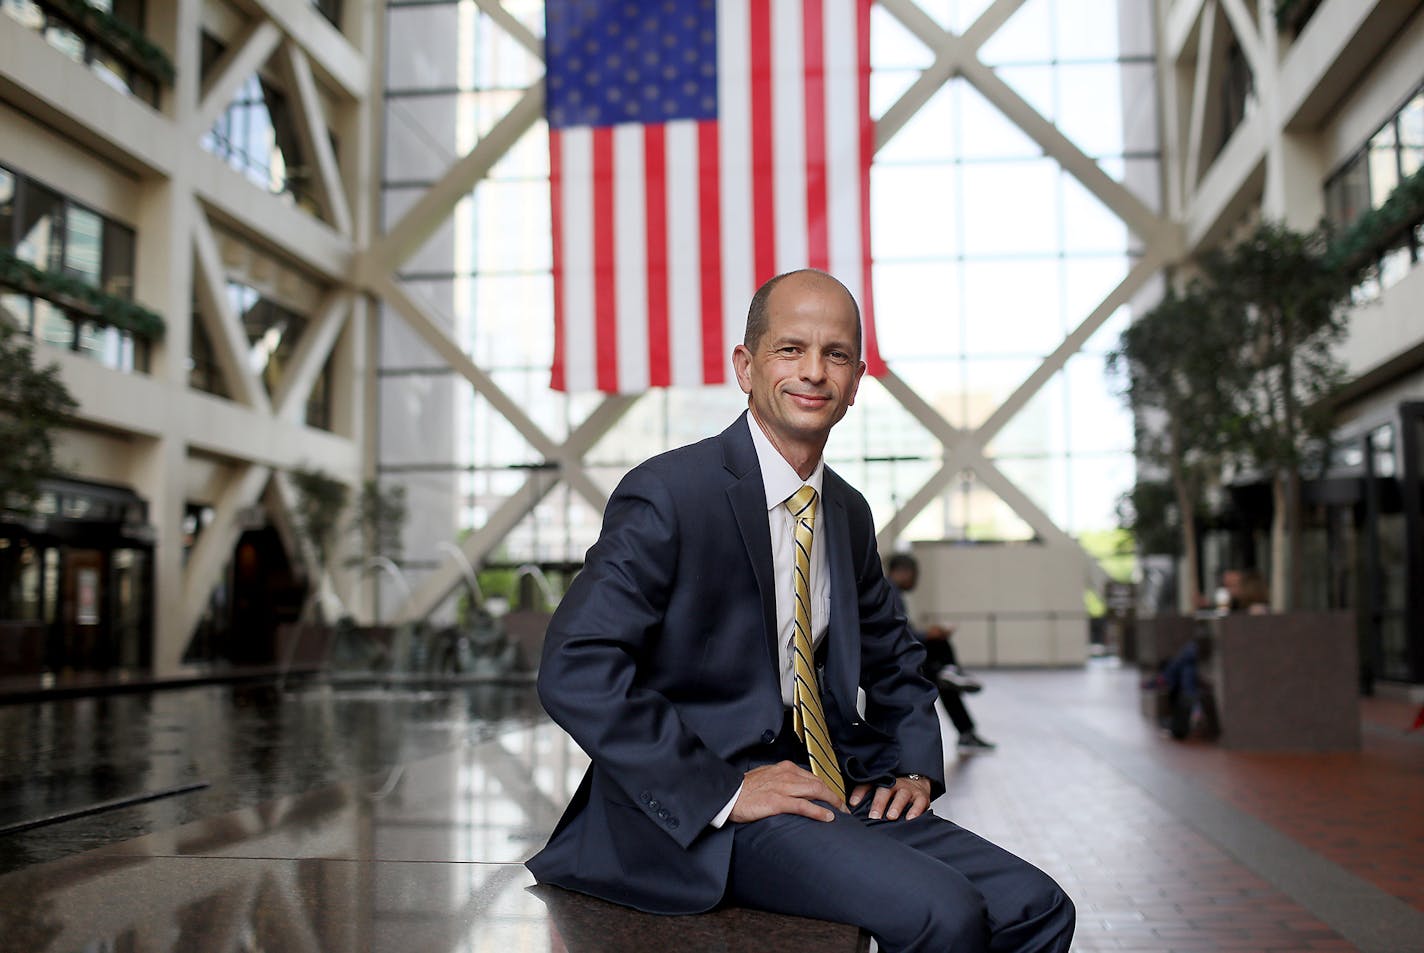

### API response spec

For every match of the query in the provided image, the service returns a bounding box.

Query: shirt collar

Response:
[745,412,824,512]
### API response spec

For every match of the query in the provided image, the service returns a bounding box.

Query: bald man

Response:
[530,270,1074,953]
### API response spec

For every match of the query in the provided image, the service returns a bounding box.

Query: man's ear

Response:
[846,360,867,406]
[732,344,753,395]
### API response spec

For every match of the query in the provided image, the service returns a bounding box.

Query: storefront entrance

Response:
[0,479,153,674]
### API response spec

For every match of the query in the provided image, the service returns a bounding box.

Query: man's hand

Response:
[729,761,848,823]
[925,623,956,640]
[849,775,932,821]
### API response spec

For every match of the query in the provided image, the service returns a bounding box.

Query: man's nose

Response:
[800,352,827,382]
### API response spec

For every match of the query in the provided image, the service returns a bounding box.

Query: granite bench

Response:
[530,884,871,952]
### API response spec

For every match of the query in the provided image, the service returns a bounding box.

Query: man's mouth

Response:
[788,392,830,408]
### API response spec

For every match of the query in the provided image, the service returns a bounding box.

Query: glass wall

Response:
[379,0,1155,607]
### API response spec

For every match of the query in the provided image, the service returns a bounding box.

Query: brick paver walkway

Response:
[952,664,1424,953]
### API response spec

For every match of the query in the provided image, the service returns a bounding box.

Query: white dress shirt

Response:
[711,414,831,827]
[744,413,831,707]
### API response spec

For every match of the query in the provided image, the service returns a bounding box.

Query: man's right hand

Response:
[729,761,847,823]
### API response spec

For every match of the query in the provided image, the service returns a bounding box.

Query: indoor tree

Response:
[1204,221,1351,610]
[1108,283,1245,608]
[0,323,78,516]
[289,466,350,623]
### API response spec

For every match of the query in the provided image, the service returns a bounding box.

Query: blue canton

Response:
[546,0,719,129]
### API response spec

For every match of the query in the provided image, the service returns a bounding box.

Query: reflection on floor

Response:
[0,665,1421,952]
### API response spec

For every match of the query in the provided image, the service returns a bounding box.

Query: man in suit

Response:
[529,269,1074,953]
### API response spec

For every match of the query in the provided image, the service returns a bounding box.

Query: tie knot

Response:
[785,485,818,521]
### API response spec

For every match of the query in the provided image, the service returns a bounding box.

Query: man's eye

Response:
[828,351,849,363]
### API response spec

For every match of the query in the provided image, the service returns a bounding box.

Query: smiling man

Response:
[529,269,1075,953]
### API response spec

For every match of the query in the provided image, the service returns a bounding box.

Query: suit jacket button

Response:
[761,729,775,744]
[669,817,680,829]
[657,808,669,819]
[638,791,651,804]
[648,799,660,811]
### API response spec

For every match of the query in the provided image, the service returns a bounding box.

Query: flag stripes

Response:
[547,0,884,394]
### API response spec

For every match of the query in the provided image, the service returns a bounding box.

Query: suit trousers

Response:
[725,729,1073,953]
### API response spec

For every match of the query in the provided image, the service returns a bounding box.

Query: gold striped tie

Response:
[785,486,845,802]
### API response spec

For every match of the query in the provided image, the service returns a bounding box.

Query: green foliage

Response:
[0,249,166,341]
[348,480,407,566]
[1106,282,1241,569]
[289,467,349,572]
[1324,166,1424,281]
[1203,221,1350,480]
[1115,480,1185,558]
[47,0,176,85]
[1107,283,1245,474]
[0,323,79,515]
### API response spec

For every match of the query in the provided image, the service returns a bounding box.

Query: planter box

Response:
[1135,614,1197,671]
[1208,611,1360,751]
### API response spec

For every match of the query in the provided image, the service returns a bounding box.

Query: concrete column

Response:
[130,0,204,674]
[1256,0,1324,229]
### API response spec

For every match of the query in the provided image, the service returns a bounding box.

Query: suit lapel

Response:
[820,478,861,717]
[720,417,780,672]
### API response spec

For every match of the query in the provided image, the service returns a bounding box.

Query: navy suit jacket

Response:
[527,414,944,913]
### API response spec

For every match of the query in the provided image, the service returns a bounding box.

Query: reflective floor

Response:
[0,666,1421,953]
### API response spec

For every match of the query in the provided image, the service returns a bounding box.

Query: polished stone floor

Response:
[0,663,1421,952]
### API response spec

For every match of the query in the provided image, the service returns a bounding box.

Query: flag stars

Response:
[545,0,717,129]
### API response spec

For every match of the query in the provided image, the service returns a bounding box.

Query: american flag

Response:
[546,0,885,394]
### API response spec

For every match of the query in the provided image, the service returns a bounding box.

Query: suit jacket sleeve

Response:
[536,465,745,849]
[848,513,945,795]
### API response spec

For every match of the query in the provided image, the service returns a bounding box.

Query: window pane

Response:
[64,205,103,287]
[961,160,1060,256]
[873,261,962,361]
[871,164,958,260]
[1325,154,1369,228]
[979,0,1052,65]
[1056,63,1126,158]
[385,93,460,184]
[474,179,550,272]
[35,298,75,349]
[963,258,1064,357]
[1397,92,1423,177]
[1056,0,1122,61]
[0,166,14,249]
[1368,122,1399,206]
[15,179,64,268]
[44,21,85,63]
[101,220,135,299]
[1,293,32,333]
[386,4,461,91]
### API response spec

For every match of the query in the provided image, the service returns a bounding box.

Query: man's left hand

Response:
[849,775,932,821]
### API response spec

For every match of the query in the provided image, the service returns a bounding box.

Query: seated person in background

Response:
[885,553,996,753]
